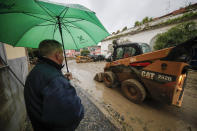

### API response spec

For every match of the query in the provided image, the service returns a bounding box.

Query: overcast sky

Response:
[48,0,197,33]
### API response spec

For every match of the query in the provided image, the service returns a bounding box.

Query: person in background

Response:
[24,40,84,131]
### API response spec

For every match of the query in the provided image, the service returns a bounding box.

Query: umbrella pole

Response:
[57,17,69,73]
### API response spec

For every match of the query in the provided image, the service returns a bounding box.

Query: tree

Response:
[122,26,127,31]
[142,17,149,24]
[154,21,197,50]
[134,17,153,27]
[134,21,141,27]
[116,30,120,34]
[80,49,90,56]
[149,17,153,22]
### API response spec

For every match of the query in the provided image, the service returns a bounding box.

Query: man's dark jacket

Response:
[24,57,84,131]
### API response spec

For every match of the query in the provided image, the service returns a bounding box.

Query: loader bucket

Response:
[162,37,197,68]
[141,37,197,107]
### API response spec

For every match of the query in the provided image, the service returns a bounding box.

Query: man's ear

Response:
[54,51,60,60]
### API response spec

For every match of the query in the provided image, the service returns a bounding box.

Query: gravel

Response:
[75,87,118,131]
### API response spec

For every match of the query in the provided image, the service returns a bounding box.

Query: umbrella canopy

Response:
[0,0,109,49]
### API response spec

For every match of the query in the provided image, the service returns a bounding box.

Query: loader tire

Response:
[121,79,146,104]
[94,72,104,82]
[103,71,116,88]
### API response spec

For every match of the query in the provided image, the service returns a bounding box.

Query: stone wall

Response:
[0,44,28,131]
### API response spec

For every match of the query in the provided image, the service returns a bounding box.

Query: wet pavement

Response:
[64,60,197,131]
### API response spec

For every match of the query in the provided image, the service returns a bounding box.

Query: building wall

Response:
[4,44,26,59]
[101,24,175,55]
[0,43,28,131]
[101,19,197,55]
[66,50,80,57]
[101,40,113,56]
[88,46,101,55]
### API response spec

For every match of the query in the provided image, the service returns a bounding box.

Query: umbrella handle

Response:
[63,50,69,73]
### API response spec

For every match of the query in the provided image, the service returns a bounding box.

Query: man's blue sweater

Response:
[24,57,84,131]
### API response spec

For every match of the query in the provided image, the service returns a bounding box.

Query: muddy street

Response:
[64,60,197,131]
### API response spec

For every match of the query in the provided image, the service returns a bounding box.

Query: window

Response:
[116,47,124,59]
[123,47,136,58]
[141,43,151,53]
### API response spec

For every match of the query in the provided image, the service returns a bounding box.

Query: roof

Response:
[103,3,197,42]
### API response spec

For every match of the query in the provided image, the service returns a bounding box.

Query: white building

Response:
[100,5,197,56]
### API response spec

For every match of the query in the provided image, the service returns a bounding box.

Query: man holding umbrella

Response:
[24,39,84,131]
[0,1,109,130]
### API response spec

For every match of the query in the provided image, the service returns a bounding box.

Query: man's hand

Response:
[64,72,73,80]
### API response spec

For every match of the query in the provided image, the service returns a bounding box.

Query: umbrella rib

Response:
[1,11,55,23]
[53,23,58,39]
[63,21,97,44]
[85,11,98,23]
[24,12,56,23]
[62,25,79,29]
[59,7,69,18]
[0,11,42,15]
[35,1,56,19]
[62,18,84,23]
[62,17,107,31]
[35,23,56,26]
[64,19,84,23]
[61,23,79,49]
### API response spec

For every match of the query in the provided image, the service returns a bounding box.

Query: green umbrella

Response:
[0,0,109,72]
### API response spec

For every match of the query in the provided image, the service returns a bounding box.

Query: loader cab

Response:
[112,43,151,61]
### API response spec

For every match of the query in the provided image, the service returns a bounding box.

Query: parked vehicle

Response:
[75,55,93,63]
[87,54,96,61]
[94,55,105,61]
[88,54,105,62]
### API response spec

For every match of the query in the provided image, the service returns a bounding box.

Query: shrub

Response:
[162,12,197,26]
[154,21,197,50]
[142,17,149,24]
[80,49,90,56]
[134,21,141,27]
[122,26,127,31]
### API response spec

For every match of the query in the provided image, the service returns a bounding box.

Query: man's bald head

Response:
[39,40,62,57]
[39,40,64,65]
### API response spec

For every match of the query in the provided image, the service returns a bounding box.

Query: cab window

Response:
[116,47,124,60]
[123,46,137,58]
[141,43,151,53]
